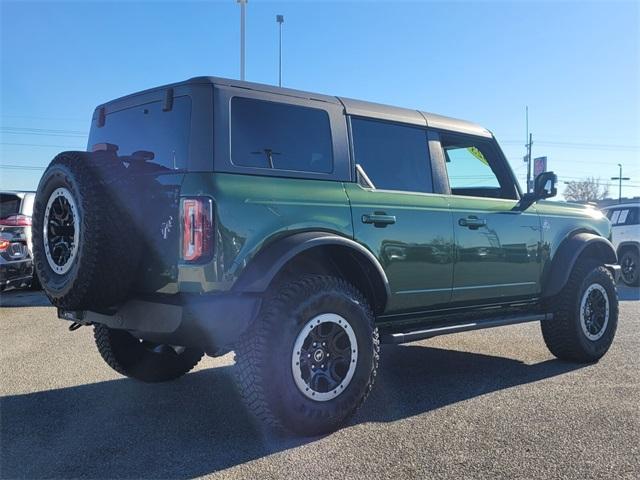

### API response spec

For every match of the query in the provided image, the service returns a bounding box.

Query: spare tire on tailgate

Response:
[32,151,141,310]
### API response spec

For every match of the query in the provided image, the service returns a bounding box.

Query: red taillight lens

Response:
[181,197,213,262]
[0,214,32,226]
[0,240,10,251]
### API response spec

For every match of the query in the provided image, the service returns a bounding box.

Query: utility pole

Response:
[526,133,533,193]
[611,163,631,203]
[237,0,247,80]
[524,106,534,193]
[276,15,284,87]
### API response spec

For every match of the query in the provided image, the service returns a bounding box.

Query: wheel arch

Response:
[542,232,617,298]
[232,232,390,314]
[616,241,640,256]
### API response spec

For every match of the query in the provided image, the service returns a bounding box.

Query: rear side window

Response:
[350,118,432,193]
[88,96,191,170]
[231,97,333,174]
[0,194,21,219]
[609,207,640,225]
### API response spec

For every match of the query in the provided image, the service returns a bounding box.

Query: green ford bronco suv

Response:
[33,77,621,436]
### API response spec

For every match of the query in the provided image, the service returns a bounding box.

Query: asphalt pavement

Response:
[1,286,638,479]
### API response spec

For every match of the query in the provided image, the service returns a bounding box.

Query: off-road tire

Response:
[541,260,618,363]
[94,324,204,382]
[32,151,140,310]
[619,248,639,287]
[235,275,379,436]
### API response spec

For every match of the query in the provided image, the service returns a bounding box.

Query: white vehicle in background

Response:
[603,202,640,287]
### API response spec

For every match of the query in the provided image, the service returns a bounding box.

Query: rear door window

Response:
[231,97,333,174]
[350,117,432,193]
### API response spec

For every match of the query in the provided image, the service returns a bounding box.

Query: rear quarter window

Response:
[230,97,333,174]
[88,96,191,170]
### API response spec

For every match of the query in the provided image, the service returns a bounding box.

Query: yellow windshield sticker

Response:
[467,147,489,166]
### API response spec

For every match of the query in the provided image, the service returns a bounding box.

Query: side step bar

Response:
[381,312,552,345]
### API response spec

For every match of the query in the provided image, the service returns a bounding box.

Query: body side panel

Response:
[535,200,612,292]
[448,196,542,302]
[178,173,353,293]
[344,183,455,313]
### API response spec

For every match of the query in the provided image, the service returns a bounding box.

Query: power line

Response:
[1,142,81,148]
[1,126,87,135]
[501,139,639,151]
[1,114,86,122]
[0,164,46,171]
[1,127,87,138]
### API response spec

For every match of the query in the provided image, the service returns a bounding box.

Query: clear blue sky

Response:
[1,0,638,198]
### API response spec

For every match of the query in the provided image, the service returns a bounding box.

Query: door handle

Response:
[458,216,486,230]
[362,213,396,228]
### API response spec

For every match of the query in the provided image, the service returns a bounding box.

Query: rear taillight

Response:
[0,240,9,251]
[181,197,213,263]
[0,214,31,226]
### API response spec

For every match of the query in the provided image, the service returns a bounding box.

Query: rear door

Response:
[435,131,542,304]
[345,117,454,314]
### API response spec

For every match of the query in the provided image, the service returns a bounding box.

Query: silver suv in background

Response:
[603,202,640,287]
[0,191,37,291]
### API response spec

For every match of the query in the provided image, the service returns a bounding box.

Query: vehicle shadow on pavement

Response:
[0,290,51,308]
[618,284,640,301]
[0,345,585,479]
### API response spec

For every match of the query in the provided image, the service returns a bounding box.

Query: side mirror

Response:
[533,171,557,200]
[515,171,557,211]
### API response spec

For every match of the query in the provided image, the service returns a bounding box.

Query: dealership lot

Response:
[1,287,638,480]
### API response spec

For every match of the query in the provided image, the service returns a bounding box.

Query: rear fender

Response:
[232,231,390,313]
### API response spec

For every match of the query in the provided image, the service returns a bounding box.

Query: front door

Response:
[346,117,454,314]
[438,131,542,304]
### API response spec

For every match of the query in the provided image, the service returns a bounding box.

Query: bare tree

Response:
[563,177,610,202]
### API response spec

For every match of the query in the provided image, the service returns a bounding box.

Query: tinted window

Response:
[231,97,333,174]
[441,133,517,199]
[88,96,191,170]
[0,194,21,219]
[610,207,639,225]
[351,118,432,193]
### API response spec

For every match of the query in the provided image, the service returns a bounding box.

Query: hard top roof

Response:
[99,76,492,138]
[602,201,640,209]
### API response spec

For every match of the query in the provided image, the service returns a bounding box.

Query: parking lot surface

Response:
[1,287,638,479]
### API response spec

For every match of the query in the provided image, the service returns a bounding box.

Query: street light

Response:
[276,14,284,87]
[237,0,248,81]
[611,163,631,204]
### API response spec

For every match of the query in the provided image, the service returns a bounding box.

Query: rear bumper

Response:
[0,258,34,289]
[58,293,261,355]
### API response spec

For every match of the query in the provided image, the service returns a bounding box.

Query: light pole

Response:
[276,15,284,87]
[237,0,247,80]
[611,163,631,204]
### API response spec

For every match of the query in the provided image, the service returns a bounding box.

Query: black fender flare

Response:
[232,231,391,312]
[616,241,640,255]
[542,232,617,298]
